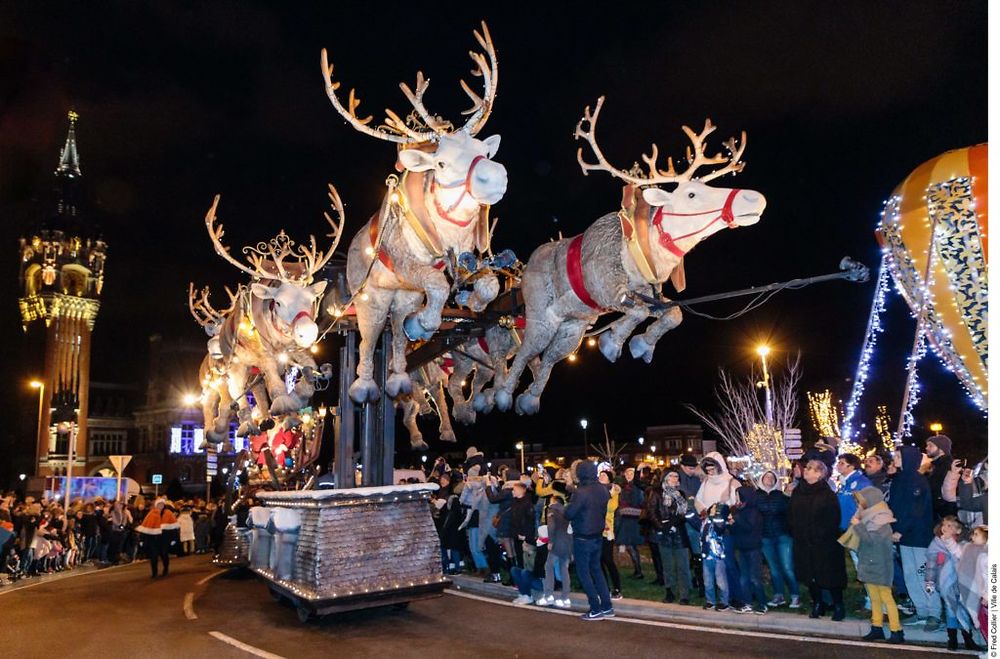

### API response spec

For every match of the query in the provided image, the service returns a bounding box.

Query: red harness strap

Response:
[652,188,741,258]
[477,337,490,353]
[429,155,486,226]
[566,235,602,310]
[368,212,445,272]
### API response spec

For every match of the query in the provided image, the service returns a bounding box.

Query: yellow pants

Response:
[865,583,901,632]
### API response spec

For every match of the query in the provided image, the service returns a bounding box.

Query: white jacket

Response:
[178,512,195,542]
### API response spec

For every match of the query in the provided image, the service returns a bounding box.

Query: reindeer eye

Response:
[437,161,447,169]
[687,192,696,199]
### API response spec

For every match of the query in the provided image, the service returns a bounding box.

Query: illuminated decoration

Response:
[845,144,987,444]
[807,390,842,440]
[841,256,890,442]
[744,423,789,476]
[874,405,894,453]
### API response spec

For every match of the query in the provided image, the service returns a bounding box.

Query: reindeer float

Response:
[492,97,767,415]
[320,22,509,406]
[192,186,345,443]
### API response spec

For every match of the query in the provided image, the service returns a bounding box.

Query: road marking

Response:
[184,592,198,620]
[445,590,963,654]
[197,570,225,586]
[208,631,287,659]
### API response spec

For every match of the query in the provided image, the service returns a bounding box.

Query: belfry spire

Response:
[56,110,82,177]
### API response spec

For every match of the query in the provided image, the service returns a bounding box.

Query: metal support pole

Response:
[378,331,395,487]
[335,332,357,488]
[64,421,75,511]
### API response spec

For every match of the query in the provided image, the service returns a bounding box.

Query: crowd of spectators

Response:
[0,493,229,583]
[427,435,987,650]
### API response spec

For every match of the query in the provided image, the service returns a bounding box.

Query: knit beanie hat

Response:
[927,434,952,455]
[466,446,484,459]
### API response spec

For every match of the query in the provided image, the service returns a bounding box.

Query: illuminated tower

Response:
[18,111,107,475]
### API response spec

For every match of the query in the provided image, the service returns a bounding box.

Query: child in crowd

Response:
[701,502,730,611]
[957,525,988,644]
[925,516,983,651]
[536,480,572,608]
[842,486,904,644]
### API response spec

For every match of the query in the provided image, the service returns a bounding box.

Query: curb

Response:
[449,575,960,650]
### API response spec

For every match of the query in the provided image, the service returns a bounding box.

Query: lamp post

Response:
[579,419,588,458]
[30,380,44,459]
[515,441,525,474]
[757,345,773,426]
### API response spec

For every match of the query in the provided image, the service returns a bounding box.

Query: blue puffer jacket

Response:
[756,471,791,538]
[837,469,872,531]
[887,445,934,548]
[565,461,610,539]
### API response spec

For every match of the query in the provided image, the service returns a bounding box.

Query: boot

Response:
[961,630,983,651]
[887,630,904,645]
[946,628,958,651]
[861,626,884,641]
[809,601,827,619]
[831,603,845,621]
[663,588,675,604]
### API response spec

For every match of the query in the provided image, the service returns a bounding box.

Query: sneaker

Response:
[897,600,916,617]
[734,604,753,614]
[679,598,690,605]
[483,573,502,584]
[611,589,623,600]
[554,598,572,609]
[768,595,786,607]
[788,596,801,609]
[535,594,555,607]
[703,602,715,610]
[580,611,604,621]
[923,616,941,632]
[599,608,615,618]
[512,594,533,605]
[715,603,730,612]
[752,605,767,615]
[902,616,927,626]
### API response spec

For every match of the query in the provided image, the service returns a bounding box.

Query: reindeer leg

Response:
[350,288,391,403]
[385,291,420,398]
[449,351,478,425]
[494,318,557,413]
[393,259,450,341]
[629,305,683,363]
[432,377,457,443]
[516,319,588,415]
[264,359,299,416]
[465,273,500,311]
[598,305,651,363]
[400,397,425,450]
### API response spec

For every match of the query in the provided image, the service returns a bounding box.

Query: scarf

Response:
[661,485,688,517]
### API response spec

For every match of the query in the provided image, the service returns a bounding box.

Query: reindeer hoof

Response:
[269,395,299,416]
[385,373,412,398]
[515,393,541,416]
[453,402,476,425]
[599,332,622,363]
[349,378,380,404]
[440,430,457,443]
[411,437,429,452]
[471,276,500,308]
[472,390,494,414]
[629,335,655,364]
[236,421,259,438]
[403,315,435,342]
[494,389,513,412]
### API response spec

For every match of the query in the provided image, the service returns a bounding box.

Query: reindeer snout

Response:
[735,190,766,225]
[472,161,508,205]
[293,318,319,348]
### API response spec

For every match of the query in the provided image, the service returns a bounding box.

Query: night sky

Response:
[0,1,988,470]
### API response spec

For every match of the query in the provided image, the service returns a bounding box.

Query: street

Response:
[3,555,957,658]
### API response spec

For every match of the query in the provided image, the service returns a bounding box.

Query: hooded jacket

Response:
[755,470,791,538]
[847,486,896,586]
[730,486,763,551]
[564,461,610,540]
[788,478,847,589]
[836,468,872,531]
[887,445,934,547]
[694,452,738,513]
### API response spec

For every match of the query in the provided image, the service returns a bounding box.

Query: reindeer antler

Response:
[204,189,346,284]
[188,283,239,329]
[575,96,747,185]
[321,21,498,143]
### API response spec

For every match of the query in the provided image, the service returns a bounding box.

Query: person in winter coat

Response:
[841,486,904,643]
[836,454,872,531]
[508,482,536,545]
[956,459,988,524]
[788,459,847,621]
[537,480,572,608]
[865,455,889,494]
[731,485,767,614]
[615,467,645,579]
[756,470,799,608]
[458,477,491,576]
[888,445,941,630]
[565,460,614,620]
[486,471,520,571]
[137,499,175,578]
[651,471,691,604]
[178,507,195,556]
[925,434,957,521]
[700,502,731,611]
[598,468,623,599]
[960,526,988,639]
[925,516,982,651]
[160,501,182,558]
[108,500,132,564]
[695,452,743,607]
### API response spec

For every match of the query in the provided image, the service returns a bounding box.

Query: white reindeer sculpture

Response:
[400,359,457,451]
[493,97,767,415]
[194,186,345,443]
[320,21,508,405]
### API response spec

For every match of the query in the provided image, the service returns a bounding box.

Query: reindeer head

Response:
[576,97,766,257]
[321,21,507,208]
[205,184,345,349]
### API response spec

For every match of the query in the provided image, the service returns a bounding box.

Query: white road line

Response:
[197,570,224,586]
[445,590,964,654]
[208,631,287,659]
[184,592,198,620]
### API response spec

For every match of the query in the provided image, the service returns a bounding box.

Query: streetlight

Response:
[638,436,644,446]
[756,344,773,426]
[19,474,26,482]
[580,419,588,458]
[929,422,943,433]
[515,441,525,474]
[30,380,44,457]
[182,392,199,407]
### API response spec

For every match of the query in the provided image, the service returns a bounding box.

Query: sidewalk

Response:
[0,561,129,595]
[449,574,968,651]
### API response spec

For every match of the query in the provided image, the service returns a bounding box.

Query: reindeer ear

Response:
[309,280,328,297]
[670,258,687,293]
[482,134,501,157]
[642,187,672,208]
[251,283,276,300]
[398,148,436,172]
